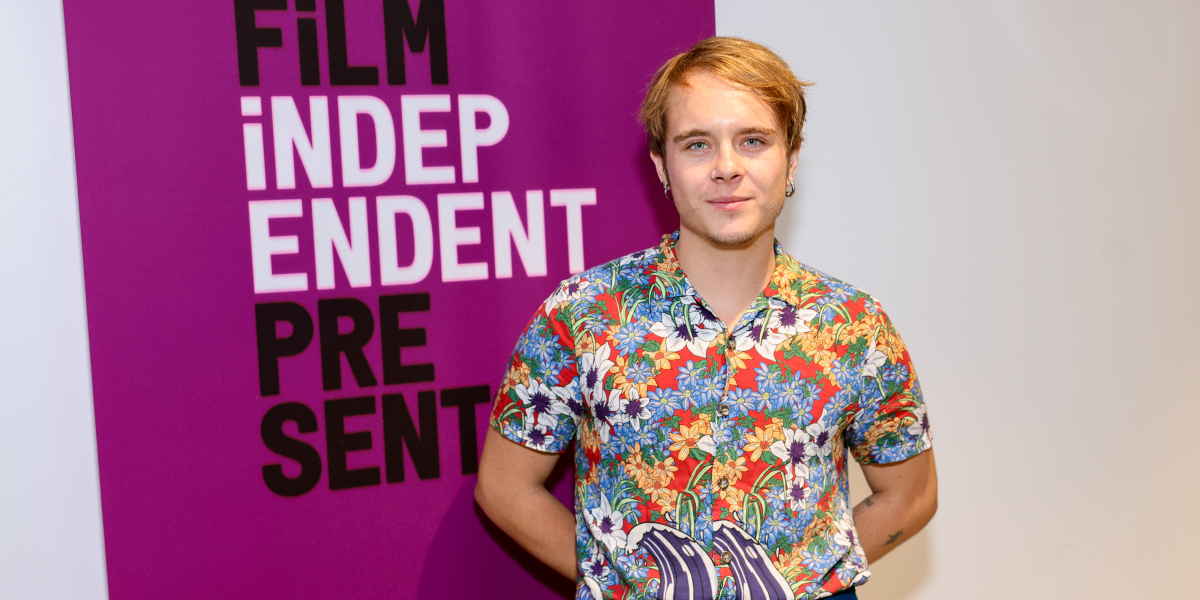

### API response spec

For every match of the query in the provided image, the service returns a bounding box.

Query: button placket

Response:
[718,330,735,423]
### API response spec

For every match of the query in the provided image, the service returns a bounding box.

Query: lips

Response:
[708,196,751,211]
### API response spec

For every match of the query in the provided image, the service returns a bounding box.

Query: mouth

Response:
[707,196,751,211]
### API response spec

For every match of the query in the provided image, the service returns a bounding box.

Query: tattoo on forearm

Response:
[863,497,874,507]
[884,530,904,546]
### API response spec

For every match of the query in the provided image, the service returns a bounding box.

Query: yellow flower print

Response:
[865,417,902,445]
[712,456,748,488]
[646,348,681,371]
[744,427,774,462]
[816,327,837,350]
[720,486,746,513]
[726,348,752,372]
[652,456,678,485]
[576,331,599,355]
[813,350,837,372]
[668,420,716,460]
[766,417,785,441]
[652,487,678,516]
[624,445,654,489]
[500,360,531,395]
[883,328,908,363]
[774,284,800,306]
[771,266,800,291]
[580,419,602,454]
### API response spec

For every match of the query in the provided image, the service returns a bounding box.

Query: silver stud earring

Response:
[785,181,795,198]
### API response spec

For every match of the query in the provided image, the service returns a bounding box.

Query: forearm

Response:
[852,450,938,563]
[476,481,577,579]
[475,427,577,579]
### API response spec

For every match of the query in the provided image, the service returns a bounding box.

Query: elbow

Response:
[921,472,939,524]
[474,468,495,515]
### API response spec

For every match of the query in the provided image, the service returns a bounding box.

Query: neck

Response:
[674,225,777,329]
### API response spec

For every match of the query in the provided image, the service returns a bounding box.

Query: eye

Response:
[744,137,763,147]
[685,140,708,150]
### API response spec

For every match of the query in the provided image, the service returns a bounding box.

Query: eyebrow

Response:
[671,127,778,143]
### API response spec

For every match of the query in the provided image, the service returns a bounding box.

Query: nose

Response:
[710,142,744,183]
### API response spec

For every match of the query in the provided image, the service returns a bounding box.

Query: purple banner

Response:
[62,1,713,598]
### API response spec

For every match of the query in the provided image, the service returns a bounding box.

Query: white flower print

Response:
[591,388,627,443]
[580,548,611,582]
[545,277,594,316]
[860,338,888,379]
[734,312,789,357]
[650,302,719,356]
[585,494,628,553]
[617,247,657,266]
[513,380,572,430]
[616,389,652,430]
[525,425,556,452]
[770,426,817,468]
[783,472,812,513]
[578,344,616,405]
[768,297,817,336]
[831,512,860,549]
[806,420,836,459]
[907,404,931,445]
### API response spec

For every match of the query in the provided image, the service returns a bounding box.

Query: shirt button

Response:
[720,550,734,563]
[718,404,730,417]
[718,477,729,490]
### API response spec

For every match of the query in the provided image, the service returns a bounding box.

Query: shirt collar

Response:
[649,230,808,309]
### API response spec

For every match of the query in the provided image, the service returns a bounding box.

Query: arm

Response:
[475,426,577,580]
[851,448,937,563]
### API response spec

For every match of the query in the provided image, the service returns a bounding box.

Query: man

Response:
[476,37,936,600]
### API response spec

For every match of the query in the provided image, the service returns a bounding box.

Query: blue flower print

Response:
[616,550,651,580]
[761,510,790,548]
[774,378,804,411]
[646,387,682,419]
[676,360,706,390]
[753,363,779,393]
[884,363,909,384]
[726,387,758,417]
[612,321,650,354]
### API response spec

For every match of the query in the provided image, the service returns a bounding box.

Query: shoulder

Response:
[541,244,663,315]
[785,253,880,303]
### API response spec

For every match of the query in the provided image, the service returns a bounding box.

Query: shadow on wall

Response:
[860,533,932,600]
[417,449,575,599]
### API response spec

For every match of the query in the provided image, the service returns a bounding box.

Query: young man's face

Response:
[652,70,799,249]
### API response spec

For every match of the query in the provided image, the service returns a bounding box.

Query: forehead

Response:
[665,70,780,135]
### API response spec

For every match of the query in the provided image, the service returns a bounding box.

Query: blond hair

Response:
[639,37,812,157]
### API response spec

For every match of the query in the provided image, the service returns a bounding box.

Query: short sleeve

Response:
[845,300,932,465]
[489,299,583,454]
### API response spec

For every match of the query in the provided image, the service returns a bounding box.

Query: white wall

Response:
[0,3,108,600]
[4,2,1198,599]
[717,1,1200,598]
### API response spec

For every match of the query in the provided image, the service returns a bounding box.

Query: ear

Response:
[650,152,668,186]
[787,147,801,181]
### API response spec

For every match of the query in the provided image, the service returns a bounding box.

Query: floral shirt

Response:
[491,232,932,600]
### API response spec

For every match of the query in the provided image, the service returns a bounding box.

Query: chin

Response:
[704,232,752,248]
[702,225,762,248]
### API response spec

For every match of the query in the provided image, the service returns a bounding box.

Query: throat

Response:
[674,229,776,330]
